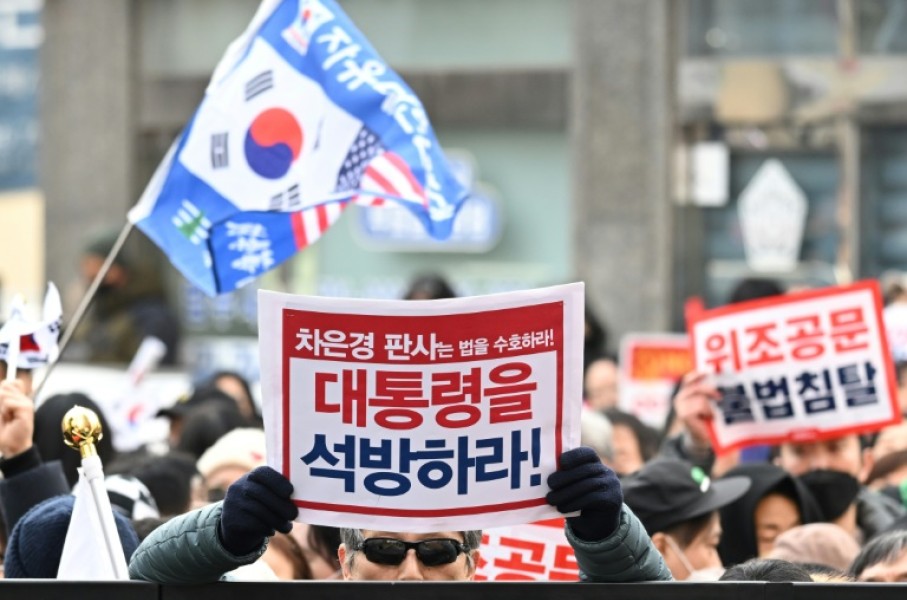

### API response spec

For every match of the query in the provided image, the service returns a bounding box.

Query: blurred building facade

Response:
[27,0,907,358]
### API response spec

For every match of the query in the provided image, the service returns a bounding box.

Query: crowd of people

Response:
[579,276,907,583]
[1,273,907,585]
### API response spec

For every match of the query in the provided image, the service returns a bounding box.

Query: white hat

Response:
[196,428,267,479]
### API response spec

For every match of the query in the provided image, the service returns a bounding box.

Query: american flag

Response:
[291,200,349,249]
[335,126,427,208]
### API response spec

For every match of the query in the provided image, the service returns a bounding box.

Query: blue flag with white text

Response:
[128,0,467,295]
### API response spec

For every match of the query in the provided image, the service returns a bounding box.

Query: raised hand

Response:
[672,371,720,449]
[547,447,623,541]
[218,466,298,555]
[0,379,34,458]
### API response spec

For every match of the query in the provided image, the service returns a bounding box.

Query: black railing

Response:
[1,581,906,599]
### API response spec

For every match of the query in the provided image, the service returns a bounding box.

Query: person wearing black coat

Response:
[0,380,70,537]
[717,463,824,567]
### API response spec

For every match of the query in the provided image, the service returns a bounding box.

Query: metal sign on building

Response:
[738,159,807,272]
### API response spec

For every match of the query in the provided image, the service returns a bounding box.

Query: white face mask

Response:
[685,566,726,581]
[664,534,698,580]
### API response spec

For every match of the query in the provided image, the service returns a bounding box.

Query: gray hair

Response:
[848,530,907,579]
[580,408,614,462]
[340,528,482,568]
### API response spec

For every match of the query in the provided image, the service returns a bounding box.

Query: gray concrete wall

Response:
[41,0,136,297]
[572,0,675,347]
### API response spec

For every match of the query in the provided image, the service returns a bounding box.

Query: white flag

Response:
[57,457,130,580]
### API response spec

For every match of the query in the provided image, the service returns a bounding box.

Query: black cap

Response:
[623,458,751,535]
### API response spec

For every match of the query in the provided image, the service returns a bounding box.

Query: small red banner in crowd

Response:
[619,334,692,428]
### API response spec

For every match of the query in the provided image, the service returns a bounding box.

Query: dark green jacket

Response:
[128,502,264,583]
[566,503,672,582]
[129,502,671,583]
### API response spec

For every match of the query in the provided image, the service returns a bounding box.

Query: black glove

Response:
[546,447,623,542]
[218,466,298,556]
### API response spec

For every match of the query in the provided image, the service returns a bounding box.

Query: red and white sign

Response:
[259,284,584,531]
[619,334,692,428]
[688,281,900,454]
[476,518,579,581]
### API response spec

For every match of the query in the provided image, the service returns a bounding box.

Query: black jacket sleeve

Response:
[0,448,70,534]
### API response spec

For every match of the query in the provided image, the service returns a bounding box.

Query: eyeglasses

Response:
[357,537,469,567]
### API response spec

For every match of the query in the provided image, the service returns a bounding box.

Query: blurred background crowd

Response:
[3,0,907,585]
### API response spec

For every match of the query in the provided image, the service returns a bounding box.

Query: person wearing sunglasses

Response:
[333,447,670,582]
[337,531,481,580]
[129,447,671,583]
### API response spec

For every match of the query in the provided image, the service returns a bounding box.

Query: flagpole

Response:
[62,405,130,579]
[34,221,134,399]
[3,320,20,382]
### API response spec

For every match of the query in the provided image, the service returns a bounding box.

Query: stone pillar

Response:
[572,0,675,347]
[41,0,136,296]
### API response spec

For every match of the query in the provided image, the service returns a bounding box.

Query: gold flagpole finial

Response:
[62,405,103,459]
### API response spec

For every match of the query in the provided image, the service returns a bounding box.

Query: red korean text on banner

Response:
[258,283,584,533]
[475,518,579,581]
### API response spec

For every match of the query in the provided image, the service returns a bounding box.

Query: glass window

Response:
[859,0,907,54]
[140,0,572,77]
[686,0,839,57]
[0,3,41,190]
[861,128,907,277]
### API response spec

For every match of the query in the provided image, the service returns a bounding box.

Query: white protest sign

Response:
[259,283,584,532]
[689,281,900,454]
[475,518,578,581]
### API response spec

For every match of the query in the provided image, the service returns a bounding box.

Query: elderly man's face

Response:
[858,548,907,583]
[338,530,477,581]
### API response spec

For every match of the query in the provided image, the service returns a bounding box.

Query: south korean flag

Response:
[178,38,362,213]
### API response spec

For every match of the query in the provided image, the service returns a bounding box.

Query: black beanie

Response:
[4,494,139,578]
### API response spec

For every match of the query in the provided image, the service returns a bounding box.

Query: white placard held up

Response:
[689,281,900,453]
[259,284,584,532]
